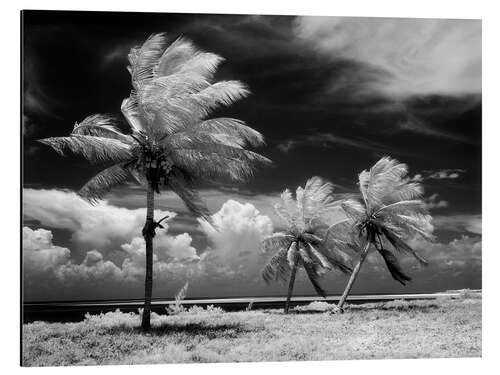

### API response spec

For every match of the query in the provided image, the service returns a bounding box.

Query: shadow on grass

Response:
[347,303,441,313]
[262,302,442,315]
[105,322,254,339]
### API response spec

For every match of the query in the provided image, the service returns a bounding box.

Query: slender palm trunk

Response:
[337,241,371,310]
[284,262,299,314]
[141,184,155,331]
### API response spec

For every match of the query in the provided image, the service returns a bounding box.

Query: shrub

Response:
[166,282,189,315]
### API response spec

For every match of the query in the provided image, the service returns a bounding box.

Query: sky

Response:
[22,11,481,302]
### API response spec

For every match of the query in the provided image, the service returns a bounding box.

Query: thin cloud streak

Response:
[294,17,481,97]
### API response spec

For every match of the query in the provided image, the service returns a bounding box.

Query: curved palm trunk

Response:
[141,184,155,331]
[284,261,299,314]
[337,241,371,310]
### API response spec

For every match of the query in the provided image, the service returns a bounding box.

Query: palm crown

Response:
[342,157,434,284]
[261,177,354,301]
[39,33,270,218]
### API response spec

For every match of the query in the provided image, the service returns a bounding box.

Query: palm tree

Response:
[336,157,434,310]
[261,177,354,313]
[38,34,270,330]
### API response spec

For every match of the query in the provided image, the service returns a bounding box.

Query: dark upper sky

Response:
[22,11,481,302]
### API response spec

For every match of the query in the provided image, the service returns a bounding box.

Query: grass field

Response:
[22,291,481,366]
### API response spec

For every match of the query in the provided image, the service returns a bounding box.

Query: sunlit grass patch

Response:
[22,294,481,366]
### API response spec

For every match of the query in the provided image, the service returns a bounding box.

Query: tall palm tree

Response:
[261,177,354,313]
[336,157,434,310]
[38,34,270,330]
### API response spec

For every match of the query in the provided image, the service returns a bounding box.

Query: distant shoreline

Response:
[23,290,481,323]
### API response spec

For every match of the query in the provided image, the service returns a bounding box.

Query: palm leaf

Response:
[38,135,133,164]
[377,248,412,285]
[166,168,210,219]
[79,164,133,203]
[260,233,294,253]
[188,80,250,119]
[71,114,132,143]
[262,247,290,284]
[190,118,264,147]
[380,226,429,266]
[128,33,168,87]
[303,261,327,298]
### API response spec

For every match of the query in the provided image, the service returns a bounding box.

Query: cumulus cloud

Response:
[23,227,70,273]
[408,234,481,270]
[294,17,481,97]
[23,226,199,288]
[24,188,174,248]
[23,196,276,297]
[199,200,274,276]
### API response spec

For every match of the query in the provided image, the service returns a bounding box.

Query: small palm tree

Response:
[39,34,270,330]
[337,157,434,310]
[261,177,354,314]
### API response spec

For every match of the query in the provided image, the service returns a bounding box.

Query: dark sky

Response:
[22,11,481,302]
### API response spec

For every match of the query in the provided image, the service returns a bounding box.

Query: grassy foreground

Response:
[22,292,481,366]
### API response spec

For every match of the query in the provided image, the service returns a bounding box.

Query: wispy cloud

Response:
[411,169,466,182]
[424,194,449,210]
[277,132,390,154]
[294,17,481,97]
[433,214,481,235]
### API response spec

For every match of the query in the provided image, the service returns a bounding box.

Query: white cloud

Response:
[23,227,70,273]
[23,197,276,295]
[433,214,481,234]
[408,234,481,269]
[23,226,199,287]
[294,17,481,97]
[24,188,174,248]
[199,200,273,272]
[424,194,449,210]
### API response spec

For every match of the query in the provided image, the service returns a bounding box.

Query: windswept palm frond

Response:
[79,164,133,204]
[162,49,223,81]
[169,148,270,183]
[341,199,365,221]
[301,177,340,223]
[312,242,353,274]
[303,262,327,298]
[189,118,265,147]
[121,95,146,133]
[170,141,271,166]
[377,247,412,285]
[164,130,249,149]
[379,227,428,266]
[153,37,198,78]
[38,135,133,164]
[260,233,294,253]
[359,157,410,212]
[166,168,210,220]
[71,114,132,143]
[382,181,423,204]
[188,80,250,118]
[375,199,428,217]
[128,33,168,87]
[273,189,298,227]
[262,247,290,284]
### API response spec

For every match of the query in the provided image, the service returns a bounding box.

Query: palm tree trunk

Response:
[284,261,299,314]
[337,241,371,310]
[141,184,155,331]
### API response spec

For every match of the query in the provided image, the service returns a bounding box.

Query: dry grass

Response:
[22,293,481,366]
